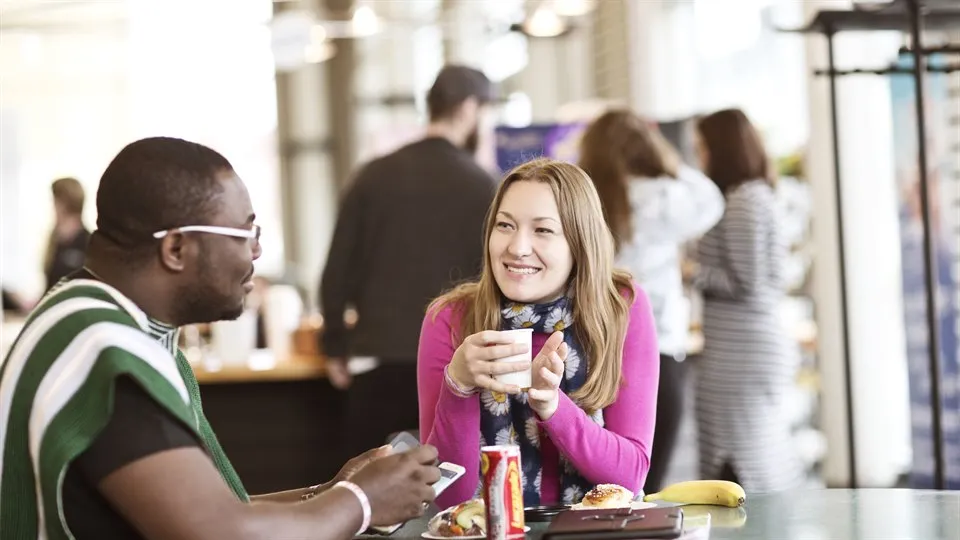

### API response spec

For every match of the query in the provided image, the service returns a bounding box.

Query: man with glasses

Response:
[0,137,439,540]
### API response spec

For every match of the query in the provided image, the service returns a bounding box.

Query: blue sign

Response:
[494,123,586,173]
[890,54,960,489]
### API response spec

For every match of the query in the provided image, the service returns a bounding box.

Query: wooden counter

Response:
[190,352,326,384]
[187,351,343,494]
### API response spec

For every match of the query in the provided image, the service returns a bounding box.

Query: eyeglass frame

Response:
[152,224,261,242]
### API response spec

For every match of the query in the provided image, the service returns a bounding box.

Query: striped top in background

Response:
[693,179,804,493]
[0,279,247,539]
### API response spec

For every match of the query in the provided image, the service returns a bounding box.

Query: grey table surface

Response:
[361,489,960,540]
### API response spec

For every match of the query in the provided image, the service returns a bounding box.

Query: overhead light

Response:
[552,0,596,17]
[305,23,334,63]
[350,5,381,37]
[310,24,327,43]
[304,40,336,64]
[523,6,567,38]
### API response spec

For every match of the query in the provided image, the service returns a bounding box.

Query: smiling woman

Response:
[417,158,661,509]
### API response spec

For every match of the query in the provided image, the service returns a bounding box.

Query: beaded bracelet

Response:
[444,364,478,397]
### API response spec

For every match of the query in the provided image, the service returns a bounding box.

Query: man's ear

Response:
[158,233,189,272]
[456,96,479,124]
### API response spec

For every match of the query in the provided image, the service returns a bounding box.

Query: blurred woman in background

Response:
[689,108,802,493]
[43,177,90,292]
[579,110,724,493]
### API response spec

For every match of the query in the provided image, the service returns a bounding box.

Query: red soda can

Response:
[480,445,525,540]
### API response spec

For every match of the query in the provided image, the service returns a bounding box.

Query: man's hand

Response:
[350,445,441,526]
[333,445,392,484]
[326,357,352,390]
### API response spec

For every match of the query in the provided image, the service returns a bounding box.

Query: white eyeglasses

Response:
[152,224,261,241]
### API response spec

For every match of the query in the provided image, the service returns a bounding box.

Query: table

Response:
[366,489,959,540]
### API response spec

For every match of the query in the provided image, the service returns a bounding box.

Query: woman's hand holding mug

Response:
[448,331,532,394]
[528,331,567,421]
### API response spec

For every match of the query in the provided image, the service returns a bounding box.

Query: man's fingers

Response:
[412,445,439,464]
[418,465,442,486]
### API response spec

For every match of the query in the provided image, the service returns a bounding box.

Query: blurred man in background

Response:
[320,65,497,455]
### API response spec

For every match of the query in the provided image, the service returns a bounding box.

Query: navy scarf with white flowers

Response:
[477,296,604,506]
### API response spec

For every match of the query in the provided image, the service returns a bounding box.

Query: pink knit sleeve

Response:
[537,285,660,494]
[417,304,482,507]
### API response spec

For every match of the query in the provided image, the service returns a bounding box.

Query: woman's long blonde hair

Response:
[431,158,635,413]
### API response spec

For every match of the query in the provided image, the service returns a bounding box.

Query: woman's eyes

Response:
[495,222,556,235]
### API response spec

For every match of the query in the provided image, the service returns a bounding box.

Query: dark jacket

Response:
[320,137,496,362]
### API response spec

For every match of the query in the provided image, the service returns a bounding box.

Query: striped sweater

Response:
[0,279,247,539]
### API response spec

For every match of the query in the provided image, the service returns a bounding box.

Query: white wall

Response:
[0,0,283,301]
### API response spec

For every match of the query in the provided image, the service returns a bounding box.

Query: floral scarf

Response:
[477,296,604,506]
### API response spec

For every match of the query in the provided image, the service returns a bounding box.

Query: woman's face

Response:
[488,181,574,304]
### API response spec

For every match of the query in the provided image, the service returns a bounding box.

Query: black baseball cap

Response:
[426,65,496,120]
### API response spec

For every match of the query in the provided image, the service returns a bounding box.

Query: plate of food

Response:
[422,499,530,539]
[569,484,657,511]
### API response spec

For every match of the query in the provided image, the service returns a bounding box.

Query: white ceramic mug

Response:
[493,328,533,389]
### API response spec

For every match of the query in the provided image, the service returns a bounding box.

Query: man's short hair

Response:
[95,137,233,260]
[426,65,496,122]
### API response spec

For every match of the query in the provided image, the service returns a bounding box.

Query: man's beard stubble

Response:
[175,258,245,326]
[463,124,479,156]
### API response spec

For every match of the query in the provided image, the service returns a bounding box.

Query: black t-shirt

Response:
[62,376,202,539]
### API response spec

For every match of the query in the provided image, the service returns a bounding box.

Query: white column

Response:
[802,1,912,486]
[442,0,488,67]
[125,0,286,279]
[624,0,699,119]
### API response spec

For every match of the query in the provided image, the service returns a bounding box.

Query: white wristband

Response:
[335,481,372,535]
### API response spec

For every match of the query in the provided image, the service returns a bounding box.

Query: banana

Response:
[643,480,746,508]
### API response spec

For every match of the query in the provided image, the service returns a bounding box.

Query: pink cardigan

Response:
[417,286,660,507]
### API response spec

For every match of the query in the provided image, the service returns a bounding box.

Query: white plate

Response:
[422,526,530,539]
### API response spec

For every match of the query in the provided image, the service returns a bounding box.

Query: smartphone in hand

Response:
[388,431,421,453]
[371,433,465,535]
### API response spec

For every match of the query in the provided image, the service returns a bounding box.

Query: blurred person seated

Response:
[320,65,497,458]
[579,110,724,493]
[0,137,440,540]
[418,158,660,507]
[44,176,91,292]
